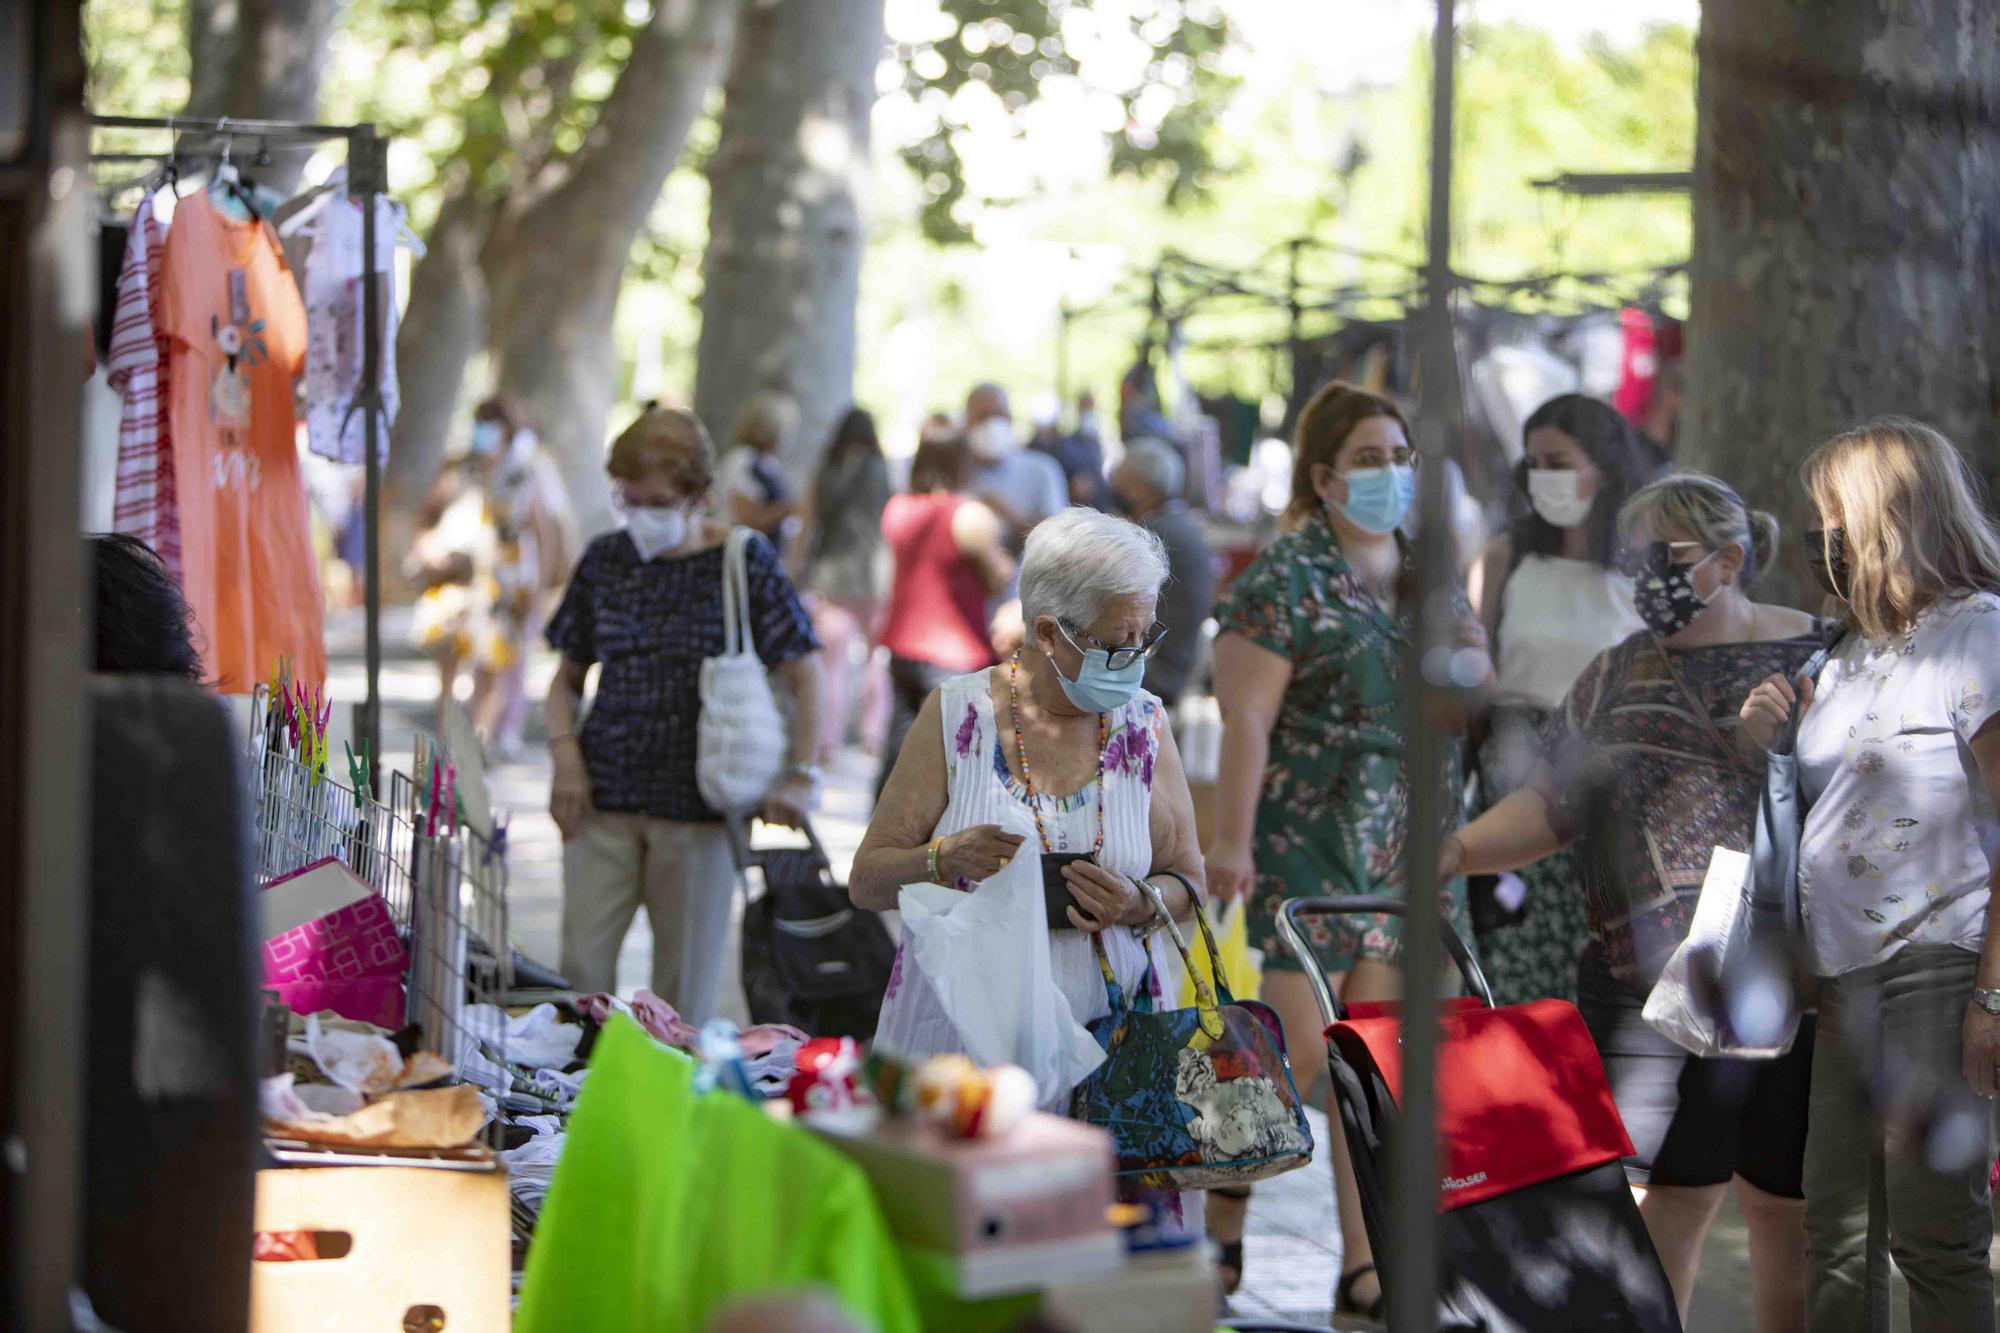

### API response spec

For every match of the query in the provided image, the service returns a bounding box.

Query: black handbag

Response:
[733,818,894,1041]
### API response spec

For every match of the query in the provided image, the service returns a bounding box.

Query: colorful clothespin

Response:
[345,739,372,794]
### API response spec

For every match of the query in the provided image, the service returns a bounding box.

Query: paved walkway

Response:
[322,604,1991,1330]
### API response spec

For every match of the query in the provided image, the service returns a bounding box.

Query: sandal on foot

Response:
[1216,1240,1245,1297]
[1335,1263,1385,1320]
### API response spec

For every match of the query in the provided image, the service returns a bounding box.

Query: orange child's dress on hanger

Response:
[158,191,327,692]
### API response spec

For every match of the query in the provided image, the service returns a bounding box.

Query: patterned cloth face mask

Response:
[1621,541,1719,638]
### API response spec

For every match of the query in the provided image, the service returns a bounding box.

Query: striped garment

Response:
[104,190,180,577]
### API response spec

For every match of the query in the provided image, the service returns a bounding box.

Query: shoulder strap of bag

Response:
[1649,634,1758,775]
[1773,629,1848,757]
[721,527,757,659]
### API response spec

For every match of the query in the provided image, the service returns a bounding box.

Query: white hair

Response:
[1120,437,1184,500]
[1019,507,1170,629]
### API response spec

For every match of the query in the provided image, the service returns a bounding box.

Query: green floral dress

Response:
[1215,518,1468,973]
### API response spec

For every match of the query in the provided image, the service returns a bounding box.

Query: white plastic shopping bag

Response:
[1643,846,1800,1059]
[897,811,1105,1108]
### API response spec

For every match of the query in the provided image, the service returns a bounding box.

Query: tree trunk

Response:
[484,0,740,533]
[1682,0,2000,604]
[185,0,346,196]
[386,181,493,515]
[694,0,884,483]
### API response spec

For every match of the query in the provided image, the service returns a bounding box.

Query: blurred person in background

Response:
[545,406,822,1015]
[1448,475,1821,1330]
[965,382,1067,546]
[875,432,1015,797]
[1465,393,1662,1006]
[718,389,802,558]
[801,407,893,762]
[1741,419,2000,1333]
[408,394,575,758]
[1030,391,1110,510]
[1109,438,1211,709]
[1203,382,1486,1313]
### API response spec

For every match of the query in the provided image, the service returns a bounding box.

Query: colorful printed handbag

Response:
[1070,882,1313,1190]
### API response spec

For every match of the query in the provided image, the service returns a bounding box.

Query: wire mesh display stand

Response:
[86,110,394,788]
[246,688,511,1147]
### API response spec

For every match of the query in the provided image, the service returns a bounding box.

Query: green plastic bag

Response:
[516,1015,919,1332]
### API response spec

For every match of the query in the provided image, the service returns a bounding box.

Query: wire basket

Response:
[247,687,511,1098]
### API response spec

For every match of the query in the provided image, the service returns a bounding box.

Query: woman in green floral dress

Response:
[1203,382,1482,1317]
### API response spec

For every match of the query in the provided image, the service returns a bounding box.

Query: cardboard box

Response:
[249,1166,509,1332]
[1041,1244,1220,1333]
[813,1112,1122,1298]
[260,857,406,1027]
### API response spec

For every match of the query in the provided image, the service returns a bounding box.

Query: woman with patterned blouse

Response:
[1204,381,1487,1313]
[1447,475,1819,1330]
[544,406,822,1018]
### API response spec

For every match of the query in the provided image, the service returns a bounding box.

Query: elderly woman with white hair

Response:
[851,506,1205,1083]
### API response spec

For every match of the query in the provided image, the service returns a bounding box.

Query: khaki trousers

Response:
[1804,945,1998,1333]
[559,811,737,1023]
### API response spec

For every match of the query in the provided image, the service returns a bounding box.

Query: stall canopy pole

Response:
[84,112,388,776]
[351,126,385,794]
[1391,0,1458,1328]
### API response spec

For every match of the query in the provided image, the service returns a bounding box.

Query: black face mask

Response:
[1621,542,1716,638]
[1803,527,1850,601]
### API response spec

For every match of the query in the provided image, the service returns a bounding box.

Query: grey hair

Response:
[1019,507,1170,629]
[1120,437,1185,500]
[1618,472,1780,585]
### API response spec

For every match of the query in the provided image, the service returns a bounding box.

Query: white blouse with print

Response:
[1797,593,2000,977]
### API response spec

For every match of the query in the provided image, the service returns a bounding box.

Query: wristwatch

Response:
[1971,987,2000,1016]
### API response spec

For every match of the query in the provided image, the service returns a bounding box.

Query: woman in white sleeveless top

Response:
[850,508,1206,1101]
[1467,393,1663,1006]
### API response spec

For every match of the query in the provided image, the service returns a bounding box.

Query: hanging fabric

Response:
[106,187,184,579]
[157,189,326,691]
[283,166,412,466]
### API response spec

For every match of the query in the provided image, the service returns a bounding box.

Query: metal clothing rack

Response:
[84,112,392,785]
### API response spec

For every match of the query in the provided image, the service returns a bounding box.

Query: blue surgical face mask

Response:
[1045,627,1147,714]
[1333,464,1416,534]
[469,420,503,456]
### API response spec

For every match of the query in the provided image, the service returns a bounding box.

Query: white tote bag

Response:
[1642,846,1801,1059]
[695,528,788,815]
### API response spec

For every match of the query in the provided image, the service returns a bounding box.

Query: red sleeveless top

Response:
[879,493,995,672]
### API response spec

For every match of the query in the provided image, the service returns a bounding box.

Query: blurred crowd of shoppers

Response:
[385,358,2000,1332]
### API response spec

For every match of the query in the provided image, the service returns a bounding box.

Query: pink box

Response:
[260,858,407,1025]
[270,977,405,1031]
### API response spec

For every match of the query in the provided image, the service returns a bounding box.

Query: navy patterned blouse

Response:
[546,530,819,822]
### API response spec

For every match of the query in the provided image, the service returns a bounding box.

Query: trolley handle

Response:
[723,811,833,878]
[1276,895,1496,1030]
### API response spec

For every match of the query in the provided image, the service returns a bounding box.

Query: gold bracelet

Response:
[926,838,942,884]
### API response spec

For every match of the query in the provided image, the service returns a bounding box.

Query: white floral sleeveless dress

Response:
[874,669,1174,1091]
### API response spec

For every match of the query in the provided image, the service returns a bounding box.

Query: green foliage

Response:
[890,0,1236,243]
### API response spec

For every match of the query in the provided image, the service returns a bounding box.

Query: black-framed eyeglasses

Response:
[1059,620,1169,672]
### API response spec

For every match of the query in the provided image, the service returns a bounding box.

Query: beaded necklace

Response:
[1006,652,1108,856]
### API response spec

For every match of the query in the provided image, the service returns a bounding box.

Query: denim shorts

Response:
[1576,966,1814,1196]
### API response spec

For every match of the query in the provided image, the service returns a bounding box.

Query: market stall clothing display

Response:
[157,189,326,691]
[105,188,181,578]
[515,1015,920,1332]
[286,167,411,465]
[575,988,807,1058]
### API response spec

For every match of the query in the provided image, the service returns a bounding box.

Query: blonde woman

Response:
[545,406,822,1016]
[1447,474,1821,1330]
[718,390,802,557]
[1740,418,2000,1333]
